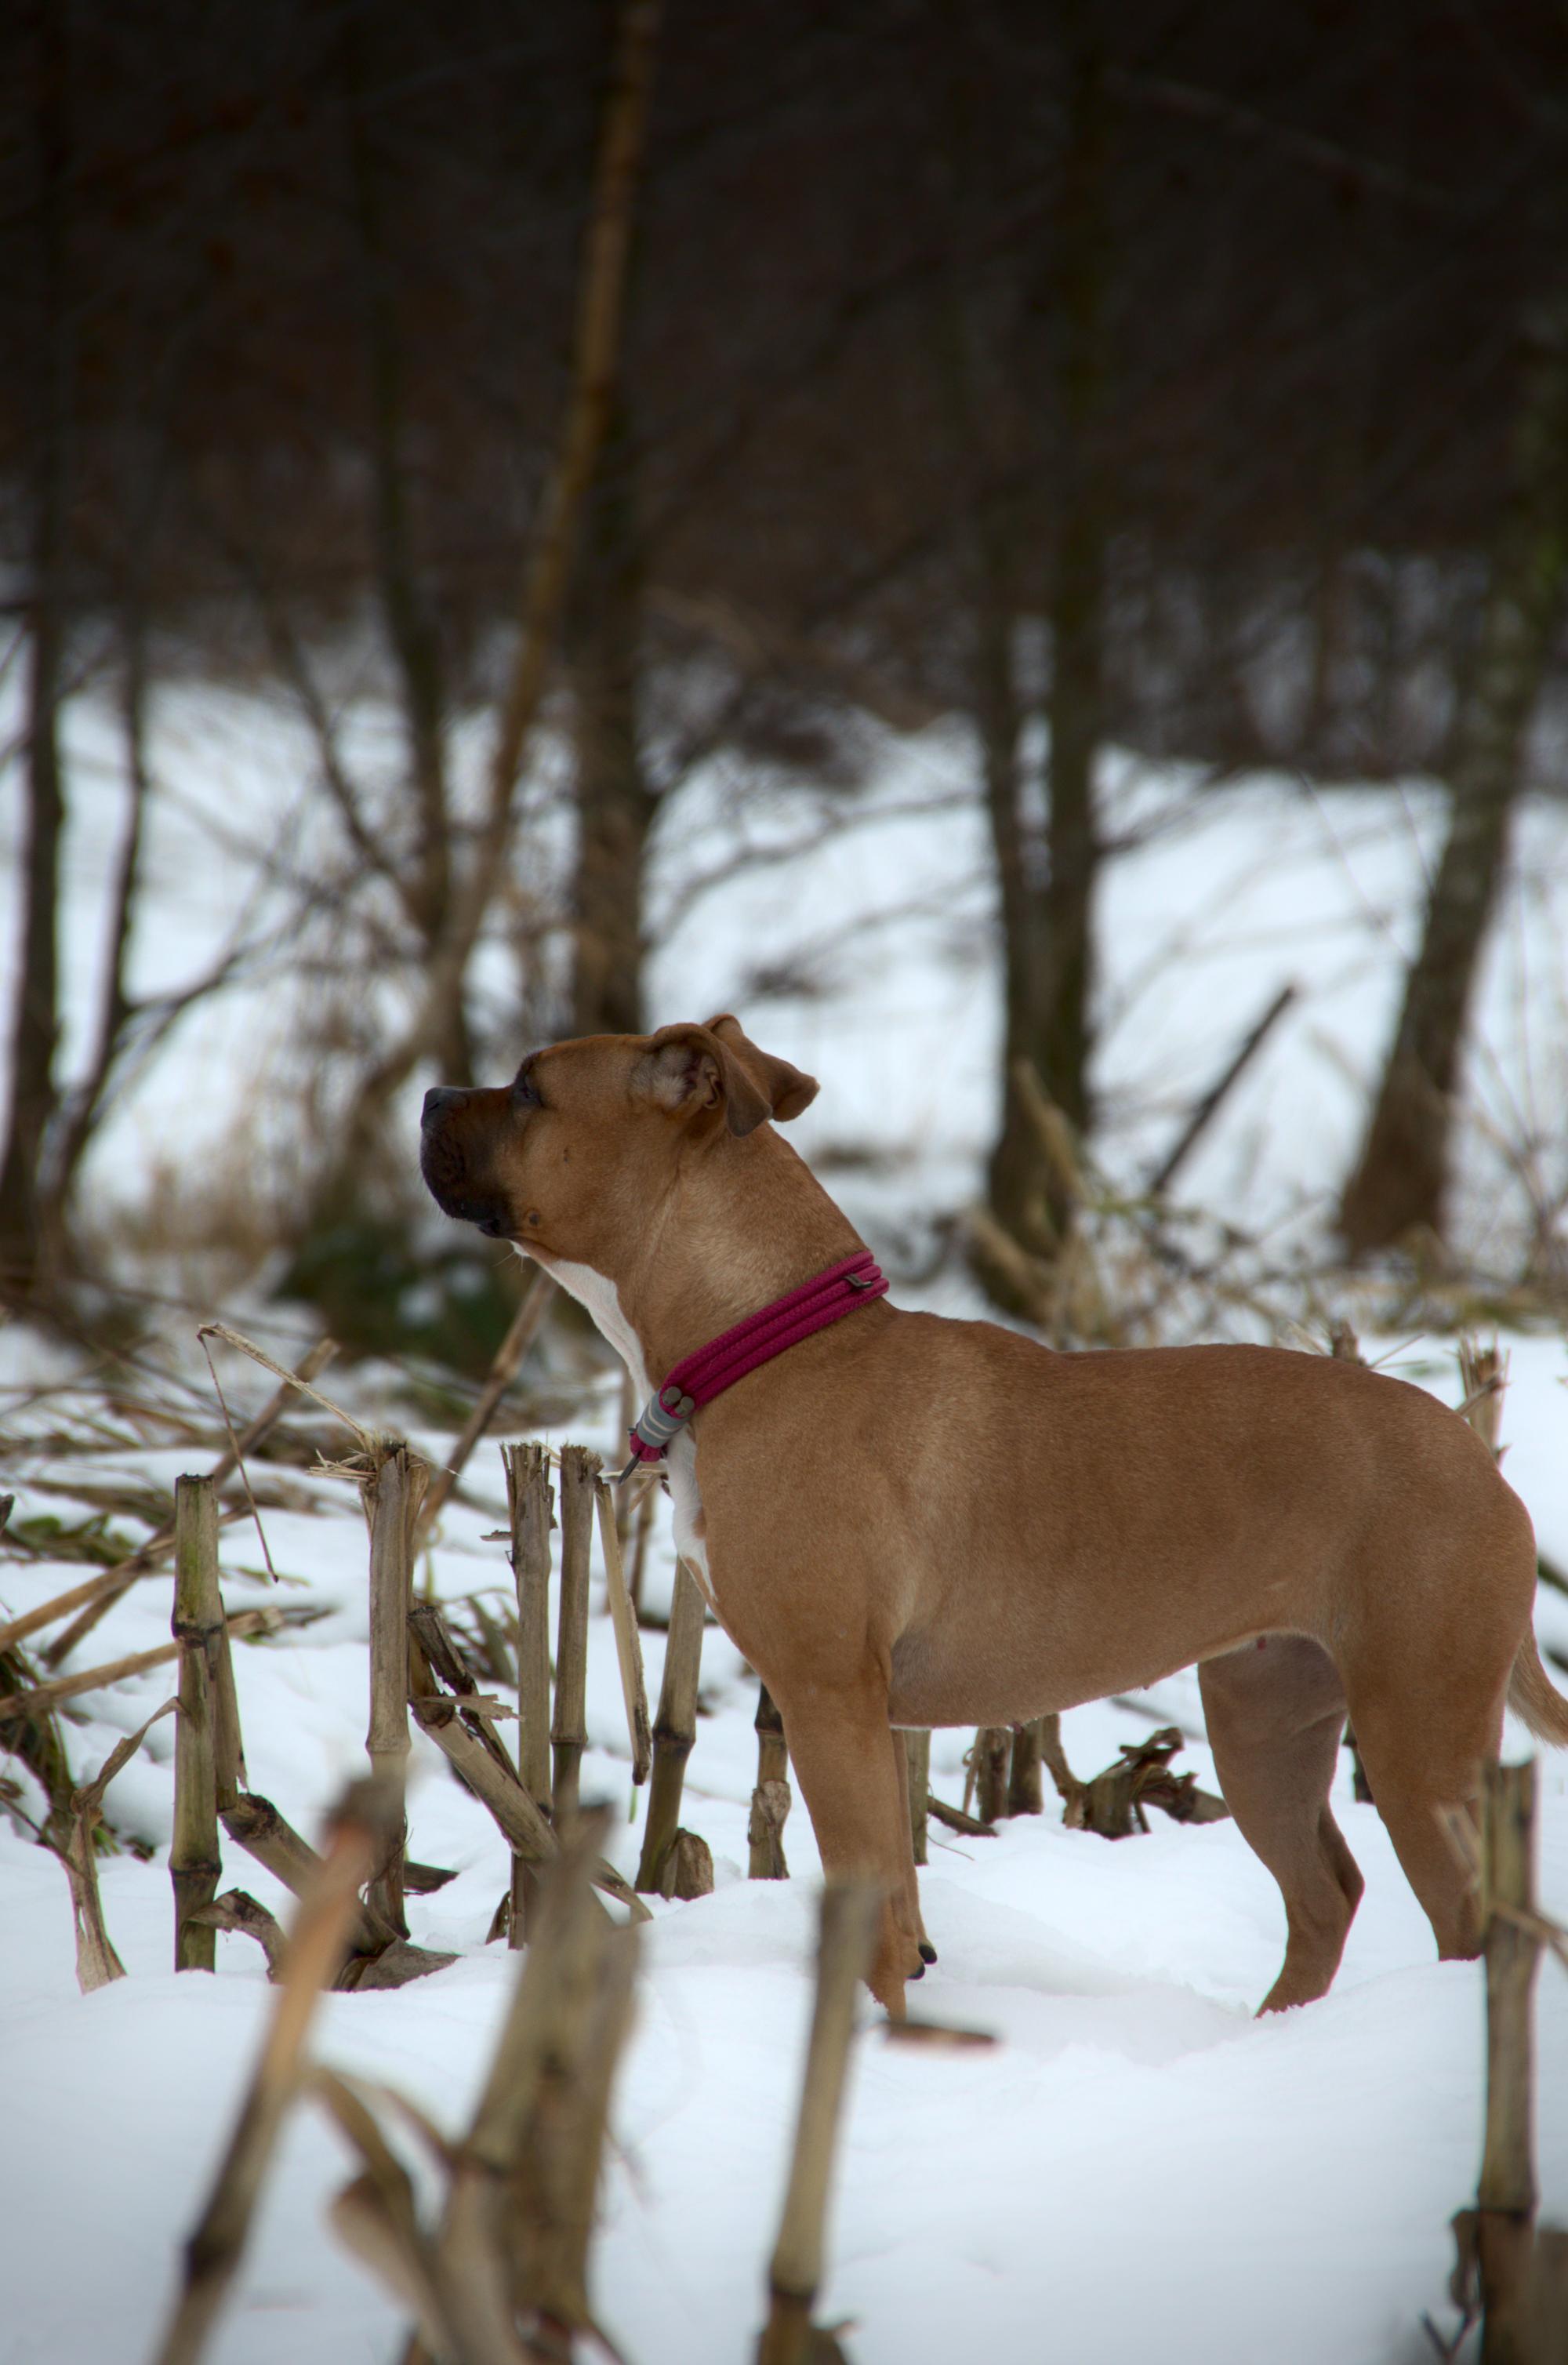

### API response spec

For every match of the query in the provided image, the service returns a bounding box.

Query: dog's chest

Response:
[535,1252,717,1613]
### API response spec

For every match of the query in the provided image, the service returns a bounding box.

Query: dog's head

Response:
[419,1014,818,1266]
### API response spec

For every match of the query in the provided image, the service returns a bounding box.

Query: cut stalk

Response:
[974,1724,1011,1824]
[595,1474,652,1782]
[152,1780,395,2365]
[551,1445,594,1820]
[504,1441,554,1947]
[903,1729,931,1867]
[1007,1717,1046,1816]
[757,1881,880,2365]
[635,1557,706,1892]
[1477,1759,1541,2365]
[750,1682,791,1879]
[363,1444,426,1938]
[172,1474,223,1973]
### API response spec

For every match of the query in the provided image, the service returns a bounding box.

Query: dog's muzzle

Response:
[419,1091,510,1236]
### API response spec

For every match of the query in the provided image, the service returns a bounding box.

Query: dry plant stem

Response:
[1460,1337,1506,1460]
[1147,981,1298,1196]
[595,1477,652,1782]
[48,1697,176,1993]
[36,1336,336,1667]
[364,1444,426,1938]
[411,1695,651,1923]
[416,1272,554,1541]
[172,1470,245,1814]
[903,1730,931,1866]
[626,1473,657,1620]
[975,1725,1011,1824]
[927,1793,996,1838]
[430,1818,615,2365]
[551,1446,594,1821]
[220,1793,398,1956]
[1039,1713,1087,1818]
[190,1891,287,1980]
[172,1474,223,1973]
[0,1507,244,1661]
[505,1442,554,1948]
[757,1882,880,2365]
[152,1782,390,2365]
[1007,1718,1046,1815]
[0,1608,274,1720]
[414,1699,555,1864]
[750,1683,791,1879]
[1477,1760,1541,2365]
[635,1557,705,1891]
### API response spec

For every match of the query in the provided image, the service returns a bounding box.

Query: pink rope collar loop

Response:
[621,1250,888,1476]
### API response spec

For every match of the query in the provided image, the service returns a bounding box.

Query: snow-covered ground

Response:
[4,686,1568,2363]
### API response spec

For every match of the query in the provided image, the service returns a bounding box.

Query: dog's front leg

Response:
[770,1677,925,2018]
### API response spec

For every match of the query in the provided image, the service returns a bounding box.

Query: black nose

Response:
[422,1085,466,1128]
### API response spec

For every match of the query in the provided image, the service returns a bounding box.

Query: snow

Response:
[4,685,1568,2360]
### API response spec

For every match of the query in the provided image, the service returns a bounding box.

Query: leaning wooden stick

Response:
[551,1446,595,1819]
[363,1445,425,1939]
[757,1881,881,2365]
[38,1336,338,1668]
[152,1780,395,2365]
[595,1474,652,1783]
[635,1558,706,1892]
[172,1476,223,1974]
[416,1270,554,1541]
[1475,1759,1542,2364]
[750,1683,792,1880]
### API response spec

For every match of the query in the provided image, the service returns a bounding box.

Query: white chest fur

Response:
[535,1253,716,1612]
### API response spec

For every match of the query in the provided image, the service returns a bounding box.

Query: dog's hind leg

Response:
[1341,1674,1501,1964]
[1199,1637,1363,2013]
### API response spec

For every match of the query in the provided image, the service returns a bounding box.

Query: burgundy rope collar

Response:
[619,1249,888,1477]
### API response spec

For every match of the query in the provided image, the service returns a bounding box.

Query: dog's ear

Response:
[636,1019,818,1139]
[703,1014,818,1128]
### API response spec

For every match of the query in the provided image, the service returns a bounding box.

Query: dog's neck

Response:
[535,1128,862,1390]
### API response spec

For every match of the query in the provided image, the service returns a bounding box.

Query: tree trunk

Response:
[568,394,654,1037]
[42,598,153,1265]
[1339,303,1568,1255]
[983,5,1109,1260]
[0,0,72,1300]
[343,21,464,1079]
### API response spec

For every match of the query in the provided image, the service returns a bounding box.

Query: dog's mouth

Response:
[419,1134,512,1241]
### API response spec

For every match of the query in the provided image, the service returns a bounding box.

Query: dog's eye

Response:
[512,1070,541,1110]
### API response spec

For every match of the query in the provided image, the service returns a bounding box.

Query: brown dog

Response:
[420,1014,1567,2016]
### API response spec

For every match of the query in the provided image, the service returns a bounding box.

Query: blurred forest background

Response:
[4,0,1568,1374]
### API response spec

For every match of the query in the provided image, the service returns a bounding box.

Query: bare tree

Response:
[1339,296,1568,1256]
[0,0,72,1299]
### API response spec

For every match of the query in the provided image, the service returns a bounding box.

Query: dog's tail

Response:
[1508,1627,1568,1746]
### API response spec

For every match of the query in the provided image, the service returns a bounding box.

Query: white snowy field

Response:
[4,683,1568,2363]
[3,1331,1568,2365]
